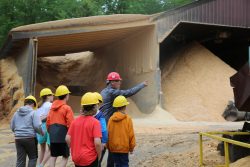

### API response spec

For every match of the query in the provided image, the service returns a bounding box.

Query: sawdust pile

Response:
[231,156,250,167]
[126,98,146,118]
[37,52,107,93]
[35,51,110,112]
[162,42,236,122]
[0,57,24,120]
[127,98,177,123]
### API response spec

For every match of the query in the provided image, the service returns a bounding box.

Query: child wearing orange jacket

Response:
[107,95,135,167]
[46,85,74,167]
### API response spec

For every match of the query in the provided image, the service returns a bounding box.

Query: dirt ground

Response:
[0,118,244,167]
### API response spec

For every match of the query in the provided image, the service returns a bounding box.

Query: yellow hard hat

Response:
[93,92,103,103]
[113,95,129,107]
[25,95,37,109]
[81,92,99,106]
[40,88,54,97]
[55,85,71,97]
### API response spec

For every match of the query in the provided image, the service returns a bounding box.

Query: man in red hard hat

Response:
[99,72,147,167]
[106,72,122,81]
[101,72,147,121]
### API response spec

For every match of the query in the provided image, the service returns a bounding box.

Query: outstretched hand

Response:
[143,81,148,87]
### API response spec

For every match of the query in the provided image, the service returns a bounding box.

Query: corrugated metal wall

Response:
[156,0,250,42]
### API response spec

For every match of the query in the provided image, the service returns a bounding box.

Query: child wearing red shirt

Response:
[66,92,102,167]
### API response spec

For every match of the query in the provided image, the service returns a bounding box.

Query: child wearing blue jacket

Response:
[95,110,108,144]
[94,92,108,167]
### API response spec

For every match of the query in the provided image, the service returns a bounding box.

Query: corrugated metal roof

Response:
[156,0,250,42]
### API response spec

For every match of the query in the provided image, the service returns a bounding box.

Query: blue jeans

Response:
[107,151,114,167]
[112,153,129,167]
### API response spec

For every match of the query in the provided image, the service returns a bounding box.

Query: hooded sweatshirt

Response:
[107,111,135,153]
[10,106,42,139]
[46,100,74,143]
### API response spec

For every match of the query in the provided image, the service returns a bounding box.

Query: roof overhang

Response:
[0,14,154,58]
[36,24,154,57]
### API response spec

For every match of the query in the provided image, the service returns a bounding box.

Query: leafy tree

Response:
[102,0,195,14]
[102,0,129,14]
[0,0,104,46]
[0,0,195,47]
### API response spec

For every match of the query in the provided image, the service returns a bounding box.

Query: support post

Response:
[224,142,230,167]
[249,46,250,74]
[199,134,203,167]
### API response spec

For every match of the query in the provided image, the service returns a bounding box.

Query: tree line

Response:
[0,0,195,47]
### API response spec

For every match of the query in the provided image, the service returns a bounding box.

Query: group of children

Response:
[11,84,135,167]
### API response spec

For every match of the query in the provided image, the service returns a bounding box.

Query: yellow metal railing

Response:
[199,131,250,167]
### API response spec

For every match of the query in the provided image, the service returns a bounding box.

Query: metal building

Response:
[1,0,250,114]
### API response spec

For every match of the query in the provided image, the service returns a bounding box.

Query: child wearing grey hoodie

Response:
[10,96,43,167]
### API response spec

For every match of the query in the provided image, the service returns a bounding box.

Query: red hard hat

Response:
[107,72,122,81]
